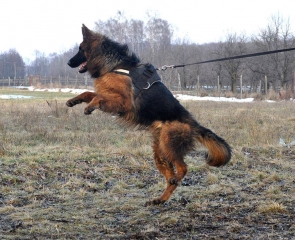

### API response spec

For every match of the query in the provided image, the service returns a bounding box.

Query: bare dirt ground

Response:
[0,89,294,239]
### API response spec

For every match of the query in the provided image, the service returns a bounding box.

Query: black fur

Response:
[134,82,192,126]
[66,24,231,205]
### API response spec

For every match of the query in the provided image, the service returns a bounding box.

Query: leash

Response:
[156,47,295,71]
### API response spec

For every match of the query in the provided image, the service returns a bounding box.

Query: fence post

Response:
[197,75,200,96]
[177,73,181,92]
[217,75,220,97]
[85,75,88,87]
[240,74,243,99]
[265,75,268,95]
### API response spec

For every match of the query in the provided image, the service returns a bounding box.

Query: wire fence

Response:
[0,76,93,88]
[1,75,294,100]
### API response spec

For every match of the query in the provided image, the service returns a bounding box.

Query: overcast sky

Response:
[1,0,294,62]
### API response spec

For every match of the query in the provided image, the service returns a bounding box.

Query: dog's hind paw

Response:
[145,198,166,206]
[168,177,180,186]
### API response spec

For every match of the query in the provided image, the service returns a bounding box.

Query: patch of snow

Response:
[279,138,295,148]
[31,87,92,94]
[12,86,92,94]
[175,94,254,103]
[7,87,294,103]
[0,95,34,99]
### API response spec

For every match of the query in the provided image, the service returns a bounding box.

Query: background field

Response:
[0,88,295,239]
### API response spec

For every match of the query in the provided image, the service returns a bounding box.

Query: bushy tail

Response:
[193,123,231,167]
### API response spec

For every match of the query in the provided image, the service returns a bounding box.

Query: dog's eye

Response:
[79,48,84,53]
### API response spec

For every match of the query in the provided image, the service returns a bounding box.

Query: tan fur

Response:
[66,25,231,205]
[67,72,231,205]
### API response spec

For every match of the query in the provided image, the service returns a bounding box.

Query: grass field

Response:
[0,88,295,239]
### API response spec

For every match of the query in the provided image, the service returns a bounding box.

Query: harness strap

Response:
[114,63,162,98]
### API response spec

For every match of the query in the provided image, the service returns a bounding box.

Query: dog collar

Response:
[113,69,129,75]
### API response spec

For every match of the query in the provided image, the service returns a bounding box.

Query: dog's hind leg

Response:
[146,121,193,206]
[66,92,97,107]
[145,141,178,206]
[159,121,193,182]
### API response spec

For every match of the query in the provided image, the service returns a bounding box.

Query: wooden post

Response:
[217,75,220,97]
[85,75,88,87]
[240,74,243,99]
[14,62,16,80]
[197,75,200,96]
[265,75,268,95]
[178,73,181,92]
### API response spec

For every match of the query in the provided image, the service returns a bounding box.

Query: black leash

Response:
[156,47,295,71]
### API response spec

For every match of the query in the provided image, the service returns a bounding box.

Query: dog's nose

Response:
[67,60,71,66]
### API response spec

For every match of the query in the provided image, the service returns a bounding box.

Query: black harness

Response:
[113,63,161,98]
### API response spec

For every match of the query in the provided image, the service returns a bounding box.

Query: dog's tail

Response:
[192,121,231,167]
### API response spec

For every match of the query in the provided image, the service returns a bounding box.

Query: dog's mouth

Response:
[79,62,87,73]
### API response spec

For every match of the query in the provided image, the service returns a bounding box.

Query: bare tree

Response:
[0,49,25,79]
[126,19,145,57]
[212,33,248,93]
[171,38,202,89]
[144,13,173,66]
[252,14,295,90]
[94,11,129,43]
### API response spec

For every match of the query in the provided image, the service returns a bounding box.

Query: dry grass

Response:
[0,88,295,239]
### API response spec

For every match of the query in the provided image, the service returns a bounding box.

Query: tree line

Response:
[1,12,295,94]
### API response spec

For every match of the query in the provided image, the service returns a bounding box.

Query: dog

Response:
[66,24,231,205]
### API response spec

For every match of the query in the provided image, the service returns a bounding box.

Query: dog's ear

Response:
[82,24,93,40]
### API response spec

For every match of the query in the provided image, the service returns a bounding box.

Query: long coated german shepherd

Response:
[66,24,231,205]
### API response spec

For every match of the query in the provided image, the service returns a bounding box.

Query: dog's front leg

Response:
[84,94,111,115]
[84,93,131,115]
[84,95,103,115]
[66,92,97,107]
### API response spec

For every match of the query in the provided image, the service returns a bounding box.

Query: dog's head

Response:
[67,24,100,73]
[68,24,140,78]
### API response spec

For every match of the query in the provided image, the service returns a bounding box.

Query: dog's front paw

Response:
[66,99,80,107]
[84,106,95,115]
